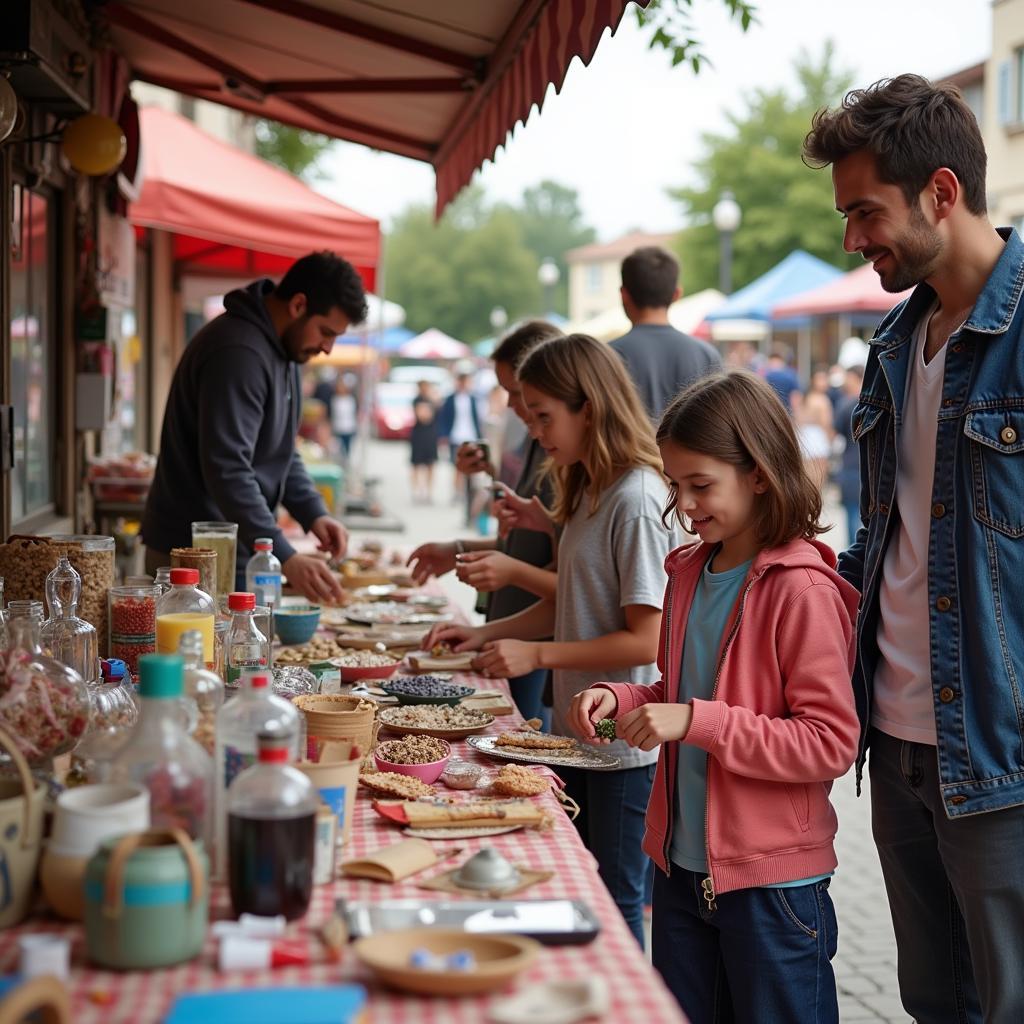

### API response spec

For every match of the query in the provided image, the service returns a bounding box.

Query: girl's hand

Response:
[407,542,457,585]
[617,703,693,751]
[496,492,554,539]
[474,640,541,679]
[421,623,486,653]
[569,688,619,742]
[455,551,516,592]
[456,442,495,477]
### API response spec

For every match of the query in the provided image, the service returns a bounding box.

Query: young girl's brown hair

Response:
[657,370,828,547]
[517,333,662,524]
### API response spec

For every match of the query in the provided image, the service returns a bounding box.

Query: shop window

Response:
[9,188,56,524]
[585,263,602,293]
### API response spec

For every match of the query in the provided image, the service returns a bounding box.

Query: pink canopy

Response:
[399,328,470,360]
[771,263,911,319]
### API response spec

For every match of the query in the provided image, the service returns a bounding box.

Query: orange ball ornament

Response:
[61,114,126,176]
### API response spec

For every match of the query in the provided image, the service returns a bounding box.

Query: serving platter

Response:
[378,705,495,740]
[467,734,620,772]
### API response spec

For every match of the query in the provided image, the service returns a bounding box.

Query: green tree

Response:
[385,186,541,342]
[254,120,334,180]
[671,43,860,293]
[636,0,758,72]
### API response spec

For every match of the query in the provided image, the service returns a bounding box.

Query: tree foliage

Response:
[636,0,758,73]
[386,181,595,340]
[671,43,861,293]
[254,120,334,180]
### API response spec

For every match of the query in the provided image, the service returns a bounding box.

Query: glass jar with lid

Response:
[156,569,215,663]
[1,600,91,765]
[109,584,159,676]
[42,556,99,684]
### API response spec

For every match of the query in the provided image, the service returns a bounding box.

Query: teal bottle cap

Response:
[138,654,185,698]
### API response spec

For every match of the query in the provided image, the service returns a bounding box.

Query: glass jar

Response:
[191,522,238,601]
[153,566,172,595]
[108,584,159,676]
[179,629,224,757]
[156,569,216,663]
[67,660,140,786]
[170,547,217,605]
[41,556,99,684]
[1,600,91,765]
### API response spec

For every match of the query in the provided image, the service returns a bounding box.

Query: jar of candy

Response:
[109,585,160,677]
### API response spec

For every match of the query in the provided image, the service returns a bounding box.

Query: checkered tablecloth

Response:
[0,656,686,1021]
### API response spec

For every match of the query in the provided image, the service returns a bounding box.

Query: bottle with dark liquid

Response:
[226,727,318,920]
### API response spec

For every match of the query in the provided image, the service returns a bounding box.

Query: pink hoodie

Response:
[598,537,859,897]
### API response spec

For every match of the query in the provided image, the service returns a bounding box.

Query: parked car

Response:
[372,381,418,440]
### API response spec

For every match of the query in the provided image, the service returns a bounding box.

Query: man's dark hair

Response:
[803,74,987,216]
[276,251,369,324]
[491,320,563,370]
[621,246,679,308]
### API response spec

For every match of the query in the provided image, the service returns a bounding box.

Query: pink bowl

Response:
[339,662,400,683]
[373,740,452,784]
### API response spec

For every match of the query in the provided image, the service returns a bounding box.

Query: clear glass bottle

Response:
[42,556,99,684]
[156,568,216,663]
[245,539,282,611]
[179,629,224,757]
[68,658,140,786]
[214,672,300,879]
[224,592,270,689]
[153,566,173,595]
[0,600,91,766]
[110,654,213,845]
[227,727,317,921]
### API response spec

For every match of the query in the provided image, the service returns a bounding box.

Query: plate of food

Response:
[467,732,620,771]
[378,704,495,739]
[381,676,475,706]
[334,648,404,682]
[345,602,453,627]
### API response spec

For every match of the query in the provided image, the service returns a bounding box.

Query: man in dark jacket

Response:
[142,252,367,604]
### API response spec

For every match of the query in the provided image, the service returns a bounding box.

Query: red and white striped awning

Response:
[104,0,641,215]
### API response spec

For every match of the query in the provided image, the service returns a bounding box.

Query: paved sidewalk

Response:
[349,438,907,1021]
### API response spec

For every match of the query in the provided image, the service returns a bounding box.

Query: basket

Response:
[293,694,377,763]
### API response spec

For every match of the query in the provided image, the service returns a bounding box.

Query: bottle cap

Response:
[257,727,291,763]
[101,657,128,682]
[228,592,256,611]
[170,568,199,586]
[138,654,185,699]
[254,538,273,551]
[249,673,270,689]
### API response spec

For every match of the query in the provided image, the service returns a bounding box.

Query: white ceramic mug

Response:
[49,783,150,858]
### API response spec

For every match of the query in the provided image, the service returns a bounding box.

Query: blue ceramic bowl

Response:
[274,604,321,645]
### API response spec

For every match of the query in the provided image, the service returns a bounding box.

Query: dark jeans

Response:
[507,668,550,730]
[869,728,1024,1023]
[560,762,655,947]
[652,867,838,1024]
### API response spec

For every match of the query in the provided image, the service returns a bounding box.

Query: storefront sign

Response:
[97,207,135,308]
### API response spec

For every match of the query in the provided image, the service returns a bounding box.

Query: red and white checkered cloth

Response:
[0,660,686,1021]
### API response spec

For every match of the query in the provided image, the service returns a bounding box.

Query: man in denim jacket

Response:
[805,75,1023,1023]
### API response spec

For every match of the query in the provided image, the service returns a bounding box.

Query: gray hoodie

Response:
[141,279,327,572]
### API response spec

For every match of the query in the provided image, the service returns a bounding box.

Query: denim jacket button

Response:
[939,687,956,703]
[936,596,952,612]
[1001,426,1018,445]
[932,503,946,518]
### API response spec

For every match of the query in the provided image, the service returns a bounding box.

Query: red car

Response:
[372,382,417,440]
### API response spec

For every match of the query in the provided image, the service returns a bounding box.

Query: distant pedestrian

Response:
[763,344,802,412]
[330,374,358,465]
[831,365,864,546]
[610,246,720,420]
[437,370,483,516]
[409,380,439,504]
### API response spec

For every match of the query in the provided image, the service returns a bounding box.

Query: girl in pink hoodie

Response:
[571,370,860,1024]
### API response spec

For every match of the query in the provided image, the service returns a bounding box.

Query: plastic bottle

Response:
[245,539,282,612]
[41,556,98,683]
[227,727,317,920]
[156,568,216,662]
[110,654,214,846]
[224,592,270,688]
[179,629,224,757]
[214,672,301,879]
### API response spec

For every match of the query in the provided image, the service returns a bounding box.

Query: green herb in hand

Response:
[595,718,617,740]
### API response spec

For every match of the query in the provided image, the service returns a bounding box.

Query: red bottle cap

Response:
[228,592,256,611]
[249,673,270,689]
[254,538,273,551]
[169,568,199,585]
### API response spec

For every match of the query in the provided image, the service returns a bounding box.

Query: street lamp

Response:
[538,259,560,315]
[712,190,742,295]
[489,305,508,334]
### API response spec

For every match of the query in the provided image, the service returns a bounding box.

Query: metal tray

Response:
[467,734,620,771]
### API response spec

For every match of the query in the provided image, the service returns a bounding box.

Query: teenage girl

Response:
[427,333,679,945]
[570,370,860,1023]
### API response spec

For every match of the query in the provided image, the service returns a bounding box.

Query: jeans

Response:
[560,762,655,946]
[869,728,1024,1023]
[507,668,549,729]
[652,867,838,1024]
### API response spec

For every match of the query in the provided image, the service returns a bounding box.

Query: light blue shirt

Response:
[668,550,830,890]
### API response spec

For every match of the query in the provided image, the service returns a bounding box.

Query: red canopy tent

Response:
[129,106,380,287]
[771,263,911,319]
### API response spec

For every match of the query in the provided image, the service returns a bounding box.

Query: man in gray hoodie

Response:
[142,251,367,604]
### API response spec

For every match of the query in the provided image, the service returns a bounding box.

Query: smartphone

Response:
[492,483,505,502]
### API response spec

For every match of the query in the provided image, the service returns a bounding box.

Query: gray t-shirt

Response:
[552,467,680,769]
[610,324,721,421]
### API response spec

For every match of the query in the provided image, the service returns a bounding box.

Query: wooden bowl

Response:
[353,927,539,996]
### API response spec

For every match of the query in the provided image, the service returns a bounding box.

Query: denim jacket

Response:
[838,227,1024,818]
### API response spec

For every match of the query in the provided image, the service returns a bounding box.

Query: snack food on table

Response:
[375,735,449,765]
[334,649,401,668]
[490,764,550,797]
[275,637,400,665]
[430,641,454,658]
[495,731,576,751]
[374,797,550,830]
[383,676,473,700]
[359,771,436,799]
[595,718,617,740]
[381,705,491,730]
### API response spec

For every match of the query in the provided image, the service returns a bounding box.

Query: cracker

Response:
[358,771,436,799]
[495,731,576,750]
[491,764,550,797]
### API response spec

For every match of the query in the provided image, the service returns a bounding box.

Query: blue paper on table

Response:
[164,985,367,1024]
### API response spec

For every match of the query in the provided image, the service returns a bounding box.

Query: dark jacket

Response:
[141,279,327,567]
[436,390,482,443]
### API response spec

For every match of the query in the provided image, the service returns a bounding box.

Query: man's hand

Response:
[617,703,693,751]
[310,516,348,559]
[407,542,458,585]
[455,551,517,592]
[496,492,555,539]
[283,553,344,605]
[474,639,542,679]
[569,688,619,742]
